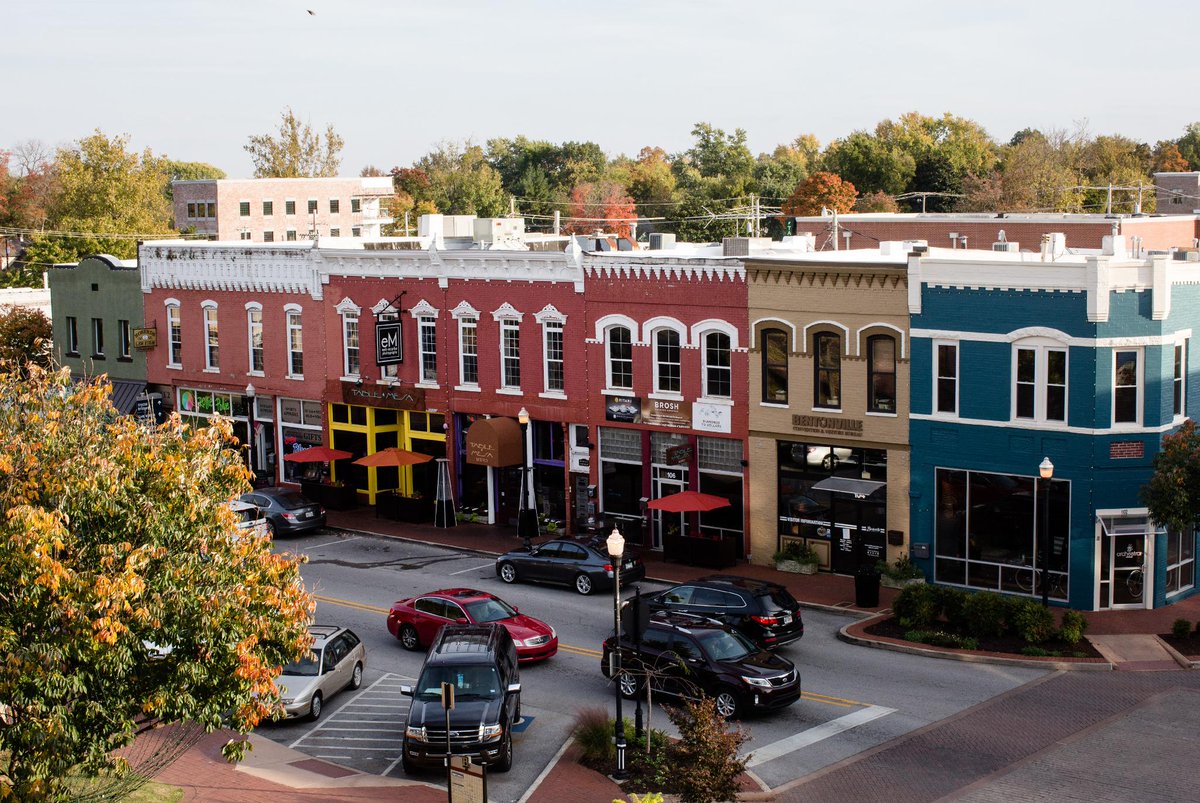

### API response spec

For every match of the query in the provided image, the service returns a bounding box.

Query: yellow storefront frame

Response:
[328,403,446,504]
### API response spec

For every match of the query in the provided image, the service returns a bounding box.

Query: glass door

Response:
[652,472,687,551]
[1098,514,1151,609]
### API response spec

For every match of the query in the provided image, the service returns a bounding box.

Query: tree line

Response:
[4,108,1199,284]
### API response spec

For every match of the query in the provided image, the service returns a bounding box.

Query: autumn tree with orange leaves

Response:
[563,181,637,240]
[781,171,858,217]
[0,367,313,800]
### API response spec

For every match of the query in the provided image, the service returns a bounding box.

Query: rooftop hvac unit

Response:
[992,242,1019,252]
[473,218,525,243]
[648,233,676,250]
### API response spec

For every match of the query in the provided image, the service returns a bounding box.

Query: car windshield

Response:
[281,650,321,677]
[415,665,502,701]
[464,598,517,623]
[273,492,311,509]
[695,629,755,662]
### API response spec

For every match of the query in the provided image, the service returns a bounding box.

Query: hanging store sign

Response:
[692,402,732,434]
[132,327,157,350]
[337,381,425,411]
[375,321,403,365]
[641,398,692,429]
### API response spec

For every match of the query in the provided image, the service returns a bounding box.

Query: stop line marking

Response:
[745,705,896,767]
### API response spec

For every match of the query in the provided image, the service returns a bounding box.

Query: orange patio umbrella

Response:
[352,447,434,468]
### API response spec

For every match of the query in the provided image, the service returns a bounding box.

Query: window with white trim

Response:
[459,316,478,385]
[654,329,681,394]
[543,319,564,392]
[607,325,633,390]
[91,317,104,358]
[1113,349,1140,425]
[419,316,437,383]
[342,310,360,377]
[167,304,182,366]
[118,319,131,360]
[247,307,264,373]
[203,304,219,370]
[867,335,896,413]
[762,328,788,404]
[813,332,841,408]
[1013,343,1067,423]
[1166,525,1196,596]
[703,331,731,398]
[65,316,79,356]
[500,319,521,389]
[287,309,304,377]
[1174,341,1187,418]
[935,341,957,414]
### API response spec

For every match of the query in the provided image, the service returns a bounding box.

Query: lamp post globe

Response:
[608,526,628,780]
[516,407,537,549]
[1038,457,1054,607]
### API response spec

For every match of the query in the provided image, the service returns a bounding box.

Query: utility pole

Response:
[553,210,561,235]
[1106,183,1113,215]
[404,211,410,236]
[832,209,839,251]
[510,195,516,217]
[1136,183,1143,214]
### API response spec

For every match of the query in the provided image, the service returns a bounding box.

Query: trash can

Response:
[854,566,881,608]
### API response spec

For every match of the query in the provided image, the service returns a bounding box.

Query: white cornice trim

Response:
[912,412,1178,436]
[911,328,1192,348]
[750,318,798,352]
[409,299,439,318]
[451,300,480,320]
[491,302,523,322]
[534,304,567,324]
[336,297,361,315]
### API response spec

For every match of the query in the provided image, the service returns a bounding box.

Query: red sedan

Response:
[387,588,558,663]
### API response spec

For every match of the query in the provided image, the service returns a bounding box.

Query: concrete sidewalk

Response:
[149,506,1200,801]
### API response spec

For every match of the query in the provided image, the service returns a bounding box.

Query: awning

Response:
[811,476,886,498]
[108,379,147,415]
[465,417,524,468]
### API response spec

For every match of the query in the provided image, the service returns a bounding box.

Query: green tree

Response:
[625,146,678,213]
[1078,134,1153,213]
[752,136,819,202]
[665,698,749,803]
[1142,419,1200,536]
[0,305,52,372]
[415,141,507,217]
[1152,141,1189,173]
[244,108,344,178]
[0,366,312,799]
[20,131,175,271]
[163,160,226,202]
[1175,122,1200,172]
[822,130,915,196]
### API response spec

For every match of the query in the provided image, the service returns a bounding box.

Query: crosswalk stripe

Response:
[745,705,896,767]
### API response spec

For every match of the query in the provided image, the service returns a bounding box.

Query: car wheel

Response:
[574,573,593,595]
[714,687,741,719]
[399,624,421,651]
[618,671,643,700]
[401,746,417,775]
[308,692,323,721]
[822,453,839,471]
[499,562,518,584]
[495,730,513,773]
[349,662,363,690]
[265,520,276,537]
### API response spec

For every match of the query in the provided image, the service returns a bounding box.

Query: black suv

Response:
[646,575,804,650]
[601,610,800,719]
[401,624,521,773]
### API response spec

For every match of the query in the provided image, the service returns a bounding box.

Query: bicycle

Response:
[1126,567,1144,599]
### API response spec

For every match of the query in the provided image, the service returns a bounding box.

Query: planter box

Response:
[881,575,925,590]
[776,559,818,575]
[376,491,433,524]
[300,480,359,511]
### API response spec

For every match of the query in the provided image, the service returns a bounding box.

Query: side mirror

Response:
[505,683,521,695]
[400,685,413,697]
[455,618,468,625]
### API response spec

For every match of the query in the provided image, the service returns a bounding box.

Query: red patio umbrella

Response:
[645,490,731,513]
[353,447,434,468]
[283,445,354,463]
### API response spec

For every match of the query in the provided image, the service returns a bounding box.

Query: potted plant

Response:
[878,554,926,589]
[773,541,819,574]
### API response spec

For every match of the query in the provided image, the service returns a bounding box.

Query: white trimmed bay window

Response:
[1012,341,1067,424]
[246,303,264,374]
[535,304,567,395]
[285,305,304,378]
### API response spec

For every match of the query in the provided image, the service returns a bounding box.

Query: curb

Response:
[838,614,1114,671]
[1154,635,1200,670]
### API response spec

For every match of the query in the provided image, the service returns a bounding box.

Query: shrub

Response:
[904,630,978,650]
[877,554,924,581]
[892,583,939,629]
[934,586,967,629]
[961,591,1009,639]
[1173,618,1192,639]
[574,707,614,763]
[1020,646,1060,657]
[773,540,818,564]
[1059,610,1087,645]
[664,697,749,803]
[1010,599,1056,644]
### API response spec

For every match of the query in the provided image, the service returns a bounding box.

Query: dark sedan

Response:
[495,539,645,595]
[239,488,326,536]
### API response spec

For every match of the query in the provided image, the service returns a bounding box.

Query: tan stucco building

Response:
[745,246,913,572]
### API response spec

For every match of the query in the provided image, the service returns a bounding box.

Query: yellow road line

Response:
[558,644,603,658]
[313,594,390,615]
[802,691,866,707]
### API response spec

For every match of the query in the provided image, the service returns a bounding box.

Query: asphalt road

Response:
[259,528,1049,802]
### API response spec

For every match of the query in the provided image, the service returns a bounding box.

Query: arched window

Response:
[703,331,731,398]
[813,332,841,409]
[762,329,788,404]
[654,329,681,394]
[867,335,896,413]
[607,325,633,390]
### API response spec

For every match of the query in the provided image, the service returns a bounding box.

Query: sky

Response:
[5,0,1199,178]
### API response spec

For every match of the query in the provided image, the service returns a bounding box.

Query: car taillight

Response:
[751,615,780,626]
[603,563,613,573]
[282,512,298,520]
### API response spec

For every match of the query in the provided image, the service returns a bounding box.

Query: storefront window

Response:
[600,426,643,517]
[1166,526,1196,596]
[934,467,1069,600]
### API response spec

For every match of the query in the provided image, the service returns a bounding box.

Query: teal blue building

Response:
[908,239,1199,610]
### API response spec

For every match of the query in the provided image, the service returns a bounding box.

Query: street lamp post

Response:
[606,527,628,780]
[245,383,257,479]
[517,407,538,550]
[1039,457,1054,607]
